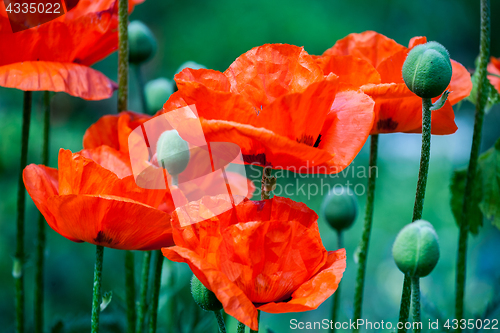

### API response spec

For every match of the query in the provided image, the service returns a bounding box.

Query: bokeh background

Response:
[1,0,500,332]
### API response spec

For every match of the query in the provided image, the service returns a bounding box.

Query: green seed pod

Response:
[402,41,452,98]
[144,78,173,114]
[392,220,440,278]
[175,61,206,75]
[191,275,222,312]
[128,21,157,64]
[156,130,190,176]
[320,186,358,231]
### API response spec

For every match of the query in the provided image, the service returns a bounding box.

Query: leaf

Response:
[466,70,500,113]
[430,90,450,111]
[478,138,500,229]
[450,167,483,235]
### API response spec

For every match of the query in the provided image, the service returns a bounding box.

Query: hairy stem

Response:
[456,0,490,328]
[91,246,104,333]
[236,322,246,333]
[352,134,379,331]
[411,277,421,333]
[331,231,343,333]
[148,250,164,333]
[117,0,129,113]
[398,276,412,333]
[137,251,152,332]
[125,251,136,333]
[214,310,227,333]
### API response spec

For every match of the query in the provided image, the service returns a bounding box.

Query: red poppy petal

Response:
[449,60,472,105]
[257,248,346,313]
[0,61,116,100]
[315,54,381,87]
[317,89,374,171]
[162,246,260,331]
[23,164,81,242]
[404,99,458,135]
[408,36,427,49]
[324,31,405,68]
[48,194,172,250]
[488,57,500,93]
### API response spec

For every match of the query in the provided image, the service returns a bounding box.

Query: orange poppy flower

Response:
[23,145,173,250]
[0,0,143,100]
[162,195,346,331]
[488,56,500,94]
[316,31,472,134]
[160,44,375,173]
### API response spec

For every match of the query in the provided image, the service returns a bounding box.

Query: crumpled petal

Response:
[0,61,116,100]
[315,54,381,87]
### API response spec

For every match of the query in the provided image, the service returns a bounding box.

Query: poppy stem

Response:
[352,134,378,332]
[261,167,274,200]
[331,231,343,333]
[136,251,152,332]
[15,90,32,333]
[214,310,227,333]
[91,245,104,333]
[34,91,51,333]
[125,251,136,333]
[456,0,490,329]
[411,277,421,333]
[148,250,164,333]
[236,322,246,333]
[398,275,412,333]
[249,310,260,333]
[133,64,149,114]
[117,0,129,113]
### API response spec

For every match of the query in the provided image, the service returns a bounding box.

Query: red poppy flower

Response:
[162,195,346,330]
[0,0,143,100]
[316,31,472,134]
[161,44,375,173]
[23,145,173,250]
[488,56,500,94]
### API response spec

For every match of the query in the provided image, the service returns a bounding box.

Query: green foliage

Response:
[450,167,483,234]
[466,70,500,113]
[478,139,500,229]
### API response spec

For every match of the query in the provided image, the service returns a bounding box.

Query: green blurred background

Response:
[1,0,500,332]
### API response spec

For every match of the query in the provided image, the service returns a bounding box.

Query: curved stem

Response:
[15,91,32,333]
[411,277,421,333]
[398,275,412,333]
[137,251,152,332]
[236,322,246,333]
[352,134,379,331]
[117,0,129,113]
[331,231,343,333]
[214,310,227,333]
[34,91,51,333]
[91,246,104,333]
[249,310,260,333]
[133,64,149,114]
[456,0,490,328]
[148,250,164,333]
[125,251,136,333]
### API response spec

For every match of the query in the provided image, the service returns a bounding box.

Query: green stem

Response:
[398,276,412,333]
[214,310,227,333]
[261,167,272,200]
[34,91,51,333]
[15,91,32,333]
[133,64,149,114]
[91,246,104,333]
[117,0,129,113]
[331,231,343,333]
[136,251,152,333]
[352,134,378,332]
[412,98,432,222]
[236,322,246,333]
[125,251,136,333]
[456,0,490,328]
[249,310,260,333]
[148,250,164,333]
[411,277,421,333]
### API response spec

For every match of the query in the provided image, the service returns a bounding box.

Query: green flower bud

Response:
[175,61,206,75]
[320,186,358,231]
[156,130,190,176]
[145,78,173,114]
[402,41,452,98]
[191,275,222,312]
[128,21,157,64]
[392,220,440,277]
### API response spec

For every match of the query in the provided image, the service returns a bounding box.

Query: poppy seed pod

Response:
[392,220,440,277]
[156,130,190,176]
[191,275,223,312]
[128,21,157,64]
[320,186,358,231]
[145,78,174,114]
[402,41,452,98]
